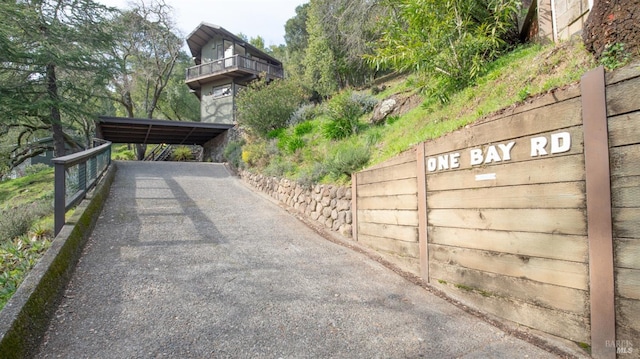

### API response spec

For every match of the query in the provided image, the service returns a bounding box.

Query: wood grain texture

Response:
[358,209,419,226]
[616,238,640,270]
[428,208,586,235]
[429,244,589,290]
[613,208,640,239]
[429,227,588,262]
[357,194,418,211]
[608,112,640,147]
[358,234,420,259]
[430,262,588,313]
[424,97,582,156]
[428,182,585,209]
[360,148,416,172]
[432,282,590,342]
[612,179,640,208]
[357,178,417,197]
[610,145,640,177]
[607,77,640,117]
[616,267,640,300]
[357,161,417,185]
[615,297,640,341]
[358,222,418,243]
[605,60,640,85]
[426,154,585,191]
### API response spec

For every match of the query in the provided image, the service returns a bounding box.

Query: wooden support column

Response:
[416,142,429,282]
[351,173,359,241]
[581,66,616,359]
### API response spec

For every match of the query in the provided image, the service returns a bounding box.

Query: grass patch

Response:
[238,39,595,184]
[0,167,56,310]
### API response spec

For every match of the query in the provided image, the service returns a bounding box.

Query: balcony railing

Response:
[186,54,284,81]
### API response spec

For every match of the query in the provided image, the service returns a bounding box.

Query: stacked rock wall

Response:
[240,171,353,238]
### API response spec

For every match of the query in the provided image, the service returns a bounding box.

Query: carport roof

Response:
[97,117,233,146]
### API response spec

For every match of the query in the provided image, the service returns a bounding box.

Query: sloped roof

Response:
[186,22,282,66]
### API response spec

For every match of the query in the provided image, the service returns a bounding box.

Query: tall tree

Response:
[0,0,116,163]
[108,0,183,159]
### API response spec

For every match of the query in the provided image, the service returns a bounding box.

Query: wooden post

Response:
[582,66,616,359]
[416,142,429,282]
[351,173,358,241]
[54,162,66,236]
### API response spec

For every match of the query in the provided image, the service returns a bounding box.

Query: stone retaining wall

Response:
[240,171,353,238]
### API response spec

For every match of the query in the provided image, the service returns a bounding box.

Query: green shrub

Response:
[350,92,378,113]
[289,103,318,126]
[236,78,308,137]
[24,163,51,176]
[0,200,51,244]
[326,142,371,178]
[323,91,365,140]
[600,43,631,70]
[293,121,315,137]
[172,146,194,161]
[264,157,295,177]
[296,162,329,188]
[223,140,245,169]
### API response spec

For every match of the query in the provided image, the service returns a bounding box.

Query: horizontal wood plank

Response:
[357,194,418,211]
[611,145,640,177]
[360,148,416,172]
[607,77,640,117]
[358,222,418,242]
[429,227,588,262]
[430,262,588,313]
[615,297,640,340]
[428,182,585,209]
[429,244,588,290]
[606,60,640,85]
[357,178,417,197]
[612,181,640,208]
[432,282,589,342]
[359,209,418,226]
[613,208,640,239]
[608,112,640,147]
[428,208,586,235]
[424,126,584,172]
[357,161,417,185]
[615,238,640,270]
[616,268,640,300]
[424,97,582,156]
[358,234,420,259]
[426,154,585,191]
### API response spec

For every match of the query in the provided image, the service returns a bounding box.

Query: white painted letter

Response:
[470,149,484,165]
[484,146,501,164]
[498,141,516,161]
[450,153,461,169]
[437,155,449,170]
[427,157,437,172]
[551,132,571,154]
[531,137,548,156]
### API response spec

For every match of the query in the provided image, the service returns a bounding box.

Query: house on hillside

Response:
[185,23,284,124]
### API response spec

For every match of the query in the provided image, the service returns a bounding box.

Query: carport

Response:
[96,116,233,145]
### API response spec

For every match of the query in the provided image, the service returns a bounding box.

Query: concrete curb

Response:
[0,164,117,358]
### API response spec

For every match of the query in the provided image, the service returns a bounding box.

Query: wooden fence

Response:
[352,63,640,358]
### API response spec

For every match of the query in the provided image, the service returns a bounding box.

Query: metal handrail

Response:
[52,141,112,235]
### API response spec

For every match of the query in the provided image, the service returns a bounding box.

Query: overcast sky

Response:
[96,0,305,47]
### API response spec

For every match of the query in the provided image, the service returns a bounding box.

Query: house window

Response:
[209,84,232,98]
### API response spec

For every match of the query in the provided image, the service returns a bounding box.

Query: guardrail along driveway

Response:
[37,162,558,358]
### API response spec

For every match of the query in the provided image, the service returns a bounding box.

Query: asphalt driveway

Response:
[36,161,558,358]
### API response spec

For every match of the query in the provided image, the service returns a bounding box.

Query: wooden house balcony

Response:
[185,54,284,88]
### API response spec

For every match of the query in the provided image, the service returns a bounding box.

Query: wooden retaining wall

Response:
[607,65,640,354]
[352,63,640,358]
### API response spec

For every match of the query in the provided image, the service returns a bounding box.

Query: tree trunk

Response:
[47,63,65,157]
